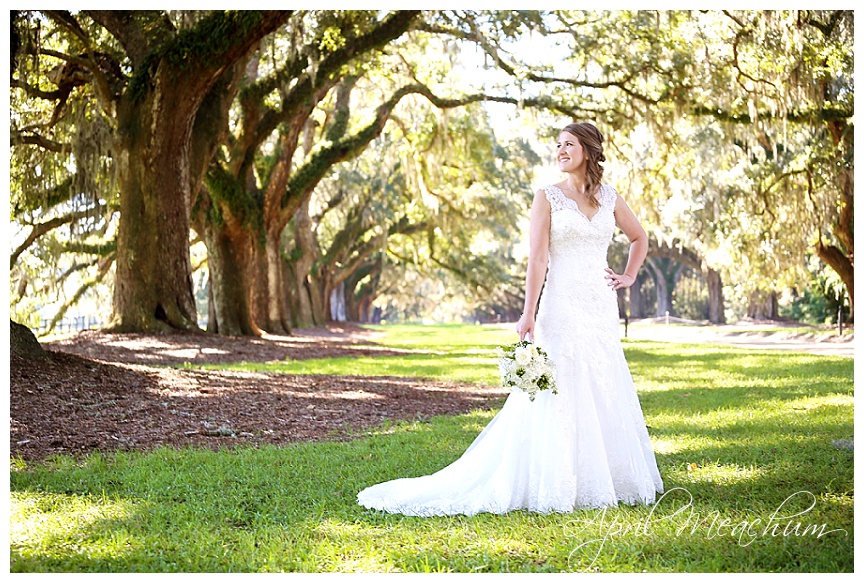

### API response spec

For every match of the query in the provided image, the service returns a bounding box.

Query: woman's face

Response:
[556,131,585,173]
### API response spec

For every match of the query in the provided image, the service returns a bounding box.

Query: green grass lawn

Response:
[10,323,854,572]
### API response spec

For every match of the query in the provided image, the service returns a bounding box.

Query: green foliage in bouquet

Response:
[496,340,558,401]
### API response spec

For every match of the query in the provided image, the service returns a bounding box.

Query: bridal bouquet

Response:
[496,339,558,401]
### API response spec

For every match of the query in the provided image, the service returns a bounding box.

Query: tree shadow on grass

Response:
[10,404,853,573]
[11,342,853,572]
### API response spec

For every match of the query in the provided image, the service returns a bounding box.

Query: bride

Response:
[357,122,664,516]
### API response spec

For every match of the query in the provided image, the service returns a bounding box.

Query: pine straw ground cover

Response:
[10,324,507,461]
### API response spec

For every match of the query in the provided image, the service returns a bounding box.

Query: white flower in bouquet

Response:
[496,339,558,401]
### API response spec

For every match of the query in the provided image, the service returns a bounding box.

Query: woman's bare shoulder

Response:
[533,186,553,203]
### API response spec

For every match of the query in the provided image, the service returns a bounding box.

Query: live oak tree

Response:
[195,11,425,335]
[12,10,289,332]
[99,11,288,332]
[11,10,853,328]
[10,11,120,332]
[312,102,539,324]
[198,11,574,335]
[653,11,853,319]
[447,10,852,321]
[710,11,854,318]
[11,10,571,335]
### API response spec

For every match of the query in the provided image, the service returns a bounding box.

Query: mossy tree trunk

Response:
[203,213,259,336]
[192,62,262,337]
[816,155,853,320]
[284,200,328,328]
[205,12,421,334]
[344,259,383,323]
[260,227,292,334]
[705,268,726,324]
[746,290,779,320]
[112,80,200,331]
[647,238,726,324]
[249,241,271,334]
[94,10,288,332]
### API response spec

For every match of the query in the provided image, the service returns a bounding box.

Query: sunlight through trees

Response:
[9,10,853,334]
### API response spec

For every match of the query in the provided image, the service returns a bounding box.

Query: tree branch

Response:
[52,257,101,290]
[84,11,175,67]
[43,10,91,45]
[333,233,387,287]
[689,103,852,124]
[11,130,70,153]
[9,78,65,101]
[283,82,577,219]
[10,208,95,267]
[252,10,421,148]
[419,19,664,105]
[45,252,115,335]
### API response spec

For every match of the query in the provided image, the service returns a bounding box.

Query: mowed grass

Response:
[10,324,854,572]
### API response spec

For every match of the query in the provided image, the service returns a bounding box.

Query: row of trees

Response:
[10,10,853,335]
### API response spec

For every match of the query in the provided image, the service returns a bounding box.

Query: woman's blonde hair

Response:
[562,122,605,208]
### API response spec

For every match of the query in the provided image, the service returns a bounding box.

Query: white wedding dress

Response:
[357,184,663,516]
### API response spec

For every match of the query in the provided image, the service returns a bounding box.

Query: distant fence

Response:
[38,316,102,335]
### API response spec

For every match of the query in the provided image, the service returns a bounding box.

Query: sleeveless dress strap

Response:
[543,185,569,213]
[599,184,618,209]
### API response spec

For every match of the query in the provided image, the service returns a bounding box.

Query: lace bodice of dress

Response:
[535,183,621,357]
[544,183,618,266]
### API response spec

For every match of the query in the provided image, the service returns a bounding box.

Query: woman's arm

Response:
[516,189,551,340]
[605,194,648,290]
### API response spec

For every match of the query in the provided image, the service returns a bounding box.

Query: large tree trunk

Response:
[821,122,854,320]
[112,81,198,332]
[193,61,257,336]
[10,320,45,359]
[287,200,322,328]
[302,272,331,327]
[204,218,259,336]
[628,271,649,319]
[284,261,325,329]
[645,257,679,317]
[104,11,288,333]
[309,277,328,326]
[817,161,853,320]
[746,290,779,320]
[250,240,271,333]
[344,259,381,323]
[285,265,315,329]
[705,268,726,324]
[262,230,292,334]
[817,242,853,320]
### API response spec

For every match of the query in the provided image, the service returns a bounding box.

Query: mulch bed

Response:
[10,325,507,461]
